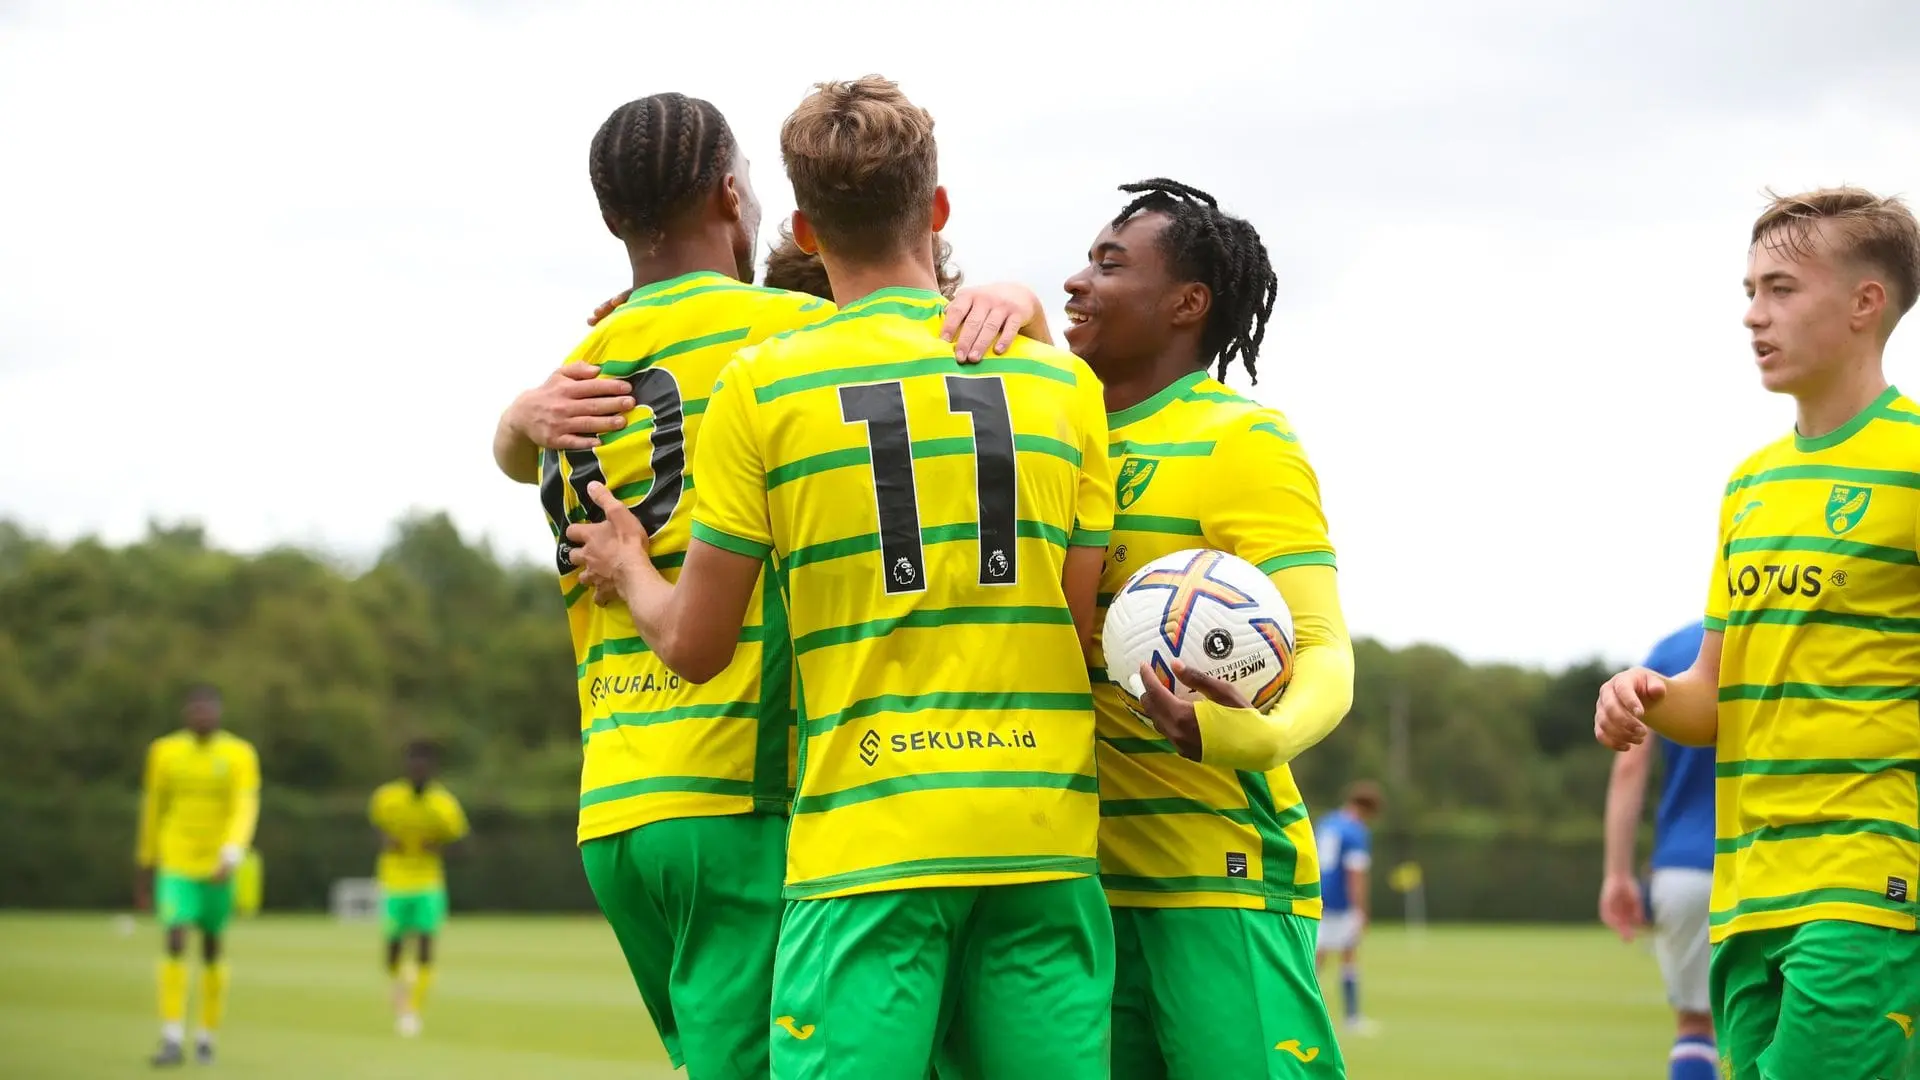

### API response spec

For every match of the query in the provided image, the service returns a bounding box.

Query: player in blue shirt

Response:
[1314,780,1384,1036]
[1599,621,1716,1080]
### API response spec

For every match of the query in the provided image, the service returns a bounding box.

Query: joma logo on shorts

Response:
[1273,1040,1319,1062]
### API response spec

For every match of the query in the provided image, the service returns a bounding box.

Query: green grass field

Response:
[0,913,1675,1078]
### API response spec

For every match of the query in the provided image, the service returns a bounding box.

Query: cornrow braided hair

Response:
[589,93,736,244]
[1112,178,1278,384]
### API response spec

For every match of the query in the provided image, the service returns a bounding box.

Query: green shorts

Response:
[770,875,1113,1080]
[155,871,235,936]
[1111,906,1347,1080]
[1711,919,1920,1080]
[383,888,448,939]
[580,813,786,1077]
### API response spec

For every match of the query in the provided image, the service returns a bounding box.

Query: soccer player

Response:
[1598,620,1717,1080]
[134,684,260,1068]
[369,739,469,1038]
[1060,178,1355,1079]
[1315,780,1384,1037]
[564,75,1116,1080]
[490,90,835,1079]
[1594,188,1920,1080]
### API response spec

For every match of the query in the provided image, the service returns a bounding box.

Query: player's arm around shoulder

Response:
[566,353,769,684]
[491,332,637,483]
[1189,414,1356,771]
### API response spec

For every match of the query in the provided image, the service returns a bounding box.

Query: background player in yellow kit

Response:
[1595,187,1920,1080]
[565,75,1116,1080]
[368,739,468,1038]
[1057,178,1355,1078]
[134,684,260,1068]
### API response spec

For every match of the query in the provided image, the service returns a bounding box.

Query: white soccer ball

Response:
[1102,548,1296,721]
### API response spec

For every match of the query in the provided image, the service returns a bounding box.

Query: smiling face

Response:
[1061,211,1185,379]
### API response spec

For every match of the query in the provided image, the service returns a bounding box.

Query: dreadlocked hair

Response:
[589,93,737,244]
[1111,178,1277,384]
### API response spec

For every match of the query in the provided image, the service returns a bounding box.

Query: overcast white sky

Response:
[2,0,1917,668]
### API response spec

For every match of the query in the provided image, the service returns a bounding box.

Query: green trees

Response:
[0,516,1628,918]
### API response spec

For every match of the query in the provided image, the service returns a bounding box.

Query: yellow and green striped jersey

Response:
[369,779,469,892]
[544,270,832,845]
[1703,385,1920,942]
[690,287,1115,900]
[1093,371,1332,915]
[136,730,261,880]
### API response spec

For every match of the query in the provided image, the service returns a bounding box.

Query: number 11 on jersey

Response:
[838,374,1020,595]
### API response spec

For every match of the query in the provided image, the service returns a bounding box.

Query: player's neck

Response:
[625,233,741,291]
[1101,356,1205,415]
[1792,353,1888,442]
[819,245,939,308]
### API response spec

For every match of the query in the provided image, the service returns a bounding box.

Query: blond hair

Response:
[780,75,938,260]
[1752,186,1920,318]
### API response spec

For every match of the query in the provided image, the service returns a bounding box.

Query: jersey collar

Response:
[1108,370,1209,429]
[840,286,946,312]
[624,269,735,304]
[1793,384,1901,453]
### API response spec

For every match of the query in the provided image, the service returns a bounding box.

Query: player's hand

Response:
[565,481,652,601]
[507,363,635,452]
[587,289,635,327]
[208,845,242,884]
[1136,661,1201,760]
[1598,872,1645,942]
[1594,667,1665,751]
[132,868,153,913]
[940,283,1040,363]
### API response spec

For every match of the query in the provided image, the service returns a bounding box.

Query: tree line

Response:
[0,515,1629,918]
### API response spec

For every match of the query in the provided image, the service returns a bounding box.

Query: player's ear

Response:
[717,171,743,224]
[930,185,951,233]
[601,210,624,241]
[1853,278,1889,333]
[1171,281,1212,328]
[791,211,819,256]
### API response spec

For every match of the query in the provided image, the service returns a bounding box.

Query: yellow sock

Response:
[407,965,433,1015]
[158,957,189,1032]
[199,962,229,1034]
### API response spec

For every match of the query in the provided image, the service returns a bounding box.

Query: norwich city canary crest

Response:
[1827,484,1872,535]
[1115,457,1160,511]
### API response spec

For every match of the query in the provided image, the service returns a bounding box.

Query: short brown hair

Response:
[780,75,938,260]
[762,220,964,301]
[1345,780,1385,813]
[1751,186,1920,318]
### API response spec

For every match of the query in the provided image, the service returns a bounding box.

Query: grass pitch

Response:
[0,914,1674,1078]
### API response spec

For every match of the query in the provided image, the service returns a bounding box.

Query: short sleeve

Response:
[367,789,384,830]
[688,356,775,559]
[1201,416,1335,573]
[1069,373,1115,548]
[1704,481,1734,632]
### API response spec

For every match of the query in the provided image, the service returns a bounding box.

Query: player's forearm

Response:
[492,405,541,485]
[1602,745,1649,877]
[1191,641,1354,772]
[617,565,729,683]
[1351,870,1370,920]
[1644,668,1719,747]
